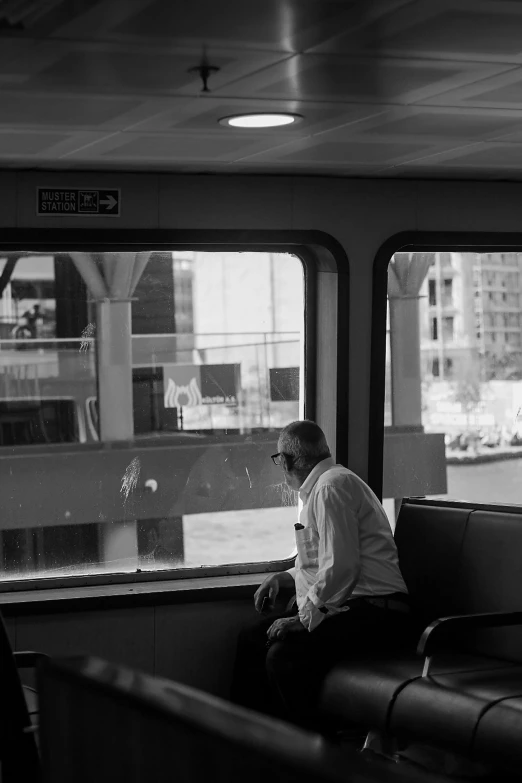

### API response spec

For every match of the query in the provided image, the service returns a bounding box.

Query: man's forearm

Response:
[283,567,296,583]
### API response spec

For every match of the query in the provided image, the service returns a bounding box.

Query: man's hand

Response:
[267,616,306,641]
[254,571,295,613]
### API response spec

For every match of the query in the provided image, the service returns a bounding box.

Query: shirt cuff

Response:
[298,597,326,632]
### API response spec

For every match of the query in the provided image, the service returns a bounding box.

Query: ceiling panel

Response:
[428,143,522,169]
[110,0,356,52]
[268,140,431,164]
[0,92,145,128]
[357,109,522,141]
[230,55,512,105]
[77,132,296,163]
[255,58,459,101]
[0,132,69,155]
[31,50,233,93]
[417,68,522,111]
[0,0,519,179]
[463,79,522,106]
[100,135,246,159]
[310,1,522,62]
[366,8,522,59]
[0,39,288,97]
[129,97,386,135]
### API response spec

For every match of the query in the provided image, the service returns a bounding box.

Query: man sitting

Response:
[231,420,417,733]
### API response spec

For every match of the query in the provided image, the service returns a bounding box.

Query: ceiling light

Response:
[219,113,302,129]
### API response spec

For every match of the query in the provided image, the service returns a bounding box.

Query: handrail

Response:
[417,610,522,676]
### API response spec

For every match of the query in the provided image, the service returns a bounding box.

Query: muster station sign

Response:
[37,188,120,216]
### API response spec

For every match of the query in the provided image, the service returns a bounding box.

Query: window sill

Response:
[0,572,266,615]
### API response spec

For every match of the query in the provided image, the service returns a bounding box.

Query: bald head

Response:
[278,420,331,474]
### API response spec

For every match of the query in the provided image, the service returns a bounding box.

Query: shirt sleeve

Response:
[286,566,297,580]
[299,484,360,632]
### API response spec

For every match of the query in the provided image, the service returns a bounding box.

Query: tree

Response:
[451,371,483,452]
[452,377,481,415]
[480,348,522,381]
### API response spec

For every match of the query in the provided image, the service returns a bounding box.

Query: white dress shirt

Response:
[287,458,407,632]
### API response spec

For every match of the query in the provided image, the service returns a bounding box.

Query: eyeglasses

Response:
[271,453,283,466]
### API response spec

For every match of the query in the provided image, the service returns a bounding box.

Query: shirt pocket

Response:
[295,526,319,569]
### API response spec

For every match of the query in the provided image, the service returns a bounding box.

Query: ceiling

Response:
[3,0,522,180]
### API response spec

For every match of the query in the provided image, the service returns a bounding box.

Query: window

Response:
[428,279,437,306]
[0,251,305,583]
[431,317,438,340]
[385,250,522,517]
[442,316,454,341]
[443,279,453,306]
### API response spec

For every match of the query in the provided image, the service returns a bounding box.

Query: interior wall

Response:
[3,171,522,694]
[8,597,257,698]
[1,171,522,479]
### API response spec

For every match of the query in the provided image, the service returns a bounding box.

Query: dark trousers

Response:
[230,598,419,732]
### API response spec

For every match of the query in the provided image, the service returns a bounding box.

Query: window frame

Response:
[369,232,522,499]
[0,228,349,594]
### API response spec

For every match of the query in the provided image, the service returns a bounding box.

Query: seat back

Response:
[396,500,522,663]
[394,501,471,624]
[453,509,522,662]
[38,657,381,783]
[0,610,40,782]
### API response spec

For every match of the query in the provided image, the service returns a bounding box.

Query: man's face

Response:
[278,439,301,491]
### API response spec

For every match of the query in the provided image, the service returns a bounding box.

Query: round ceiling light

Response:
[219,113,302,128]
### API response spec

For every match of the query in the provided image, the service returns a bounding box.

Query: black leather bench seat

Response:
[391,665,522,754]
[322,654,522,735]
[475,696,522,765]
[320,500,522,772]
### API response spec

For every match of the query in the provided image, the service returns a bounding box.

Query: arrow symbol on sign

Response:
[100,195,117,210]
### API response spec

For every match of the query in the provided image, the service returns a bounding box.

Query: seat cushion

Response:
[320,653,511,732]
[474,696,522,766]
[390,665,522,754]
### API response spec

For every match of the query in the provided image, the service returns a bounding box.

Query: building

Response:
[419,252,522,384]
[472,252,522,379]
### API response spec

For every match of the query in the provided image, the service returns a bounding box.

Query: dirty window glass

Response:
[384,251,522,528]
[0,251,304,581]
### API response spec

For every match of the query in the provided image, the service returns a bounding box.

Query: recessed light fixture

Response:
[219,113,302,129]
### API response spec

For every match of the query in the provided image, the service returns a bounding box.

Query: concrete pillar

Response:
[389,295,423,427]
[387,253,432,517]
[96,299,137,571]
[388,253,432,428]
[96,300,134,442]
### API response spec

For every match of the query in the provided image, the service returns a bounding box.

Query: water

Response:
[445,459,522,506]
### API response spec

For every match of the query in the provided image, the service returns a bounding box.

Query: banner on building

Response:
[269,367,300,402]
[163,364,239,408]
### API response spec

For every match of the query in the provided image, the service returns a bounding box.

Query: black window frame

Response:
[0,228,349,594]
[368,232,522,499]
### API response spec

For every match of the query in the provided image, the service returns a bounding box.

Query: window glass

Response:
[0,251,304,582]
[384,251,522,523]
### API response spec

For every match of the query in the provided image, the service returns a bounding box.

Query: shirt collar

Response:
[299,457,336,500]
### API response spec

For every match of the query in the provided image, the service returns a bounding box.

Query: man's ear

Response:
[281,453,293,471]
